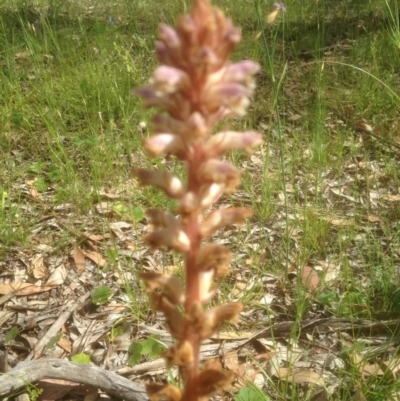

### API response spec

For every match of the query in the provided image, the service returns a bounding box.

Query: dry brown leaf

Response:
[46,265,68,286]
[30,187,40,199]
[30,255,48,279]
[224,350,239,371]
[82,250,106,267]
[276,368,325,386]
[0,282,54,295]
[57,335,72,353]
[236,362,259,382]
[110,221,131,239]
[250,155,263,166]
[367,215,381,223]
[328,218,353,227]
[311,389,329,401]
[86,233,110,242]
[301,266,319,291]
[287,114,302,122]
[362,362,384,377]
[353,387,367,401]
[254,352,275,362]
[73,243,86,275]
[382,356,400,375]
[382,194,400,202]
[356,121,373,133]
[84,392,100,401]
[95,202,112,214]
[15,50,31,59]
[323,262,341,283]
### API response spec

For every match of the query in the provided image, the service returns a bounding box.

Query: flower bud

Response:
[204,131,263,157]
[203,83,251,116]
[178,191,198,214]
[145,209,179,228]
[151,113,186,135]
[199,269,216,303]
[208,60,260,87]
[198,159,241,192]
[140,272,185,305]
[144,134,185,158]
[187,112,210,138]
[197,368,234,397]
[199,207,253,237]
[199,183,224,209]
[163,340,194,368]
[150,293,185,340]
[196,244,232,277]
[132,169,185,199]
[186,302,242,339]
[150,66,189,94]
[146,383,182,401]
[143,227,191,253]
[159,23,181,49]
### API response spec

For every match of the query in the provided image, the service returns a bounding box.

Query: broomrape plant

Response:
[133,0,262,399]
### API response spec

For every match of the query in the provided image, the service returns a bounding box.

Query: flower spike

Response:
[135,0,261,399]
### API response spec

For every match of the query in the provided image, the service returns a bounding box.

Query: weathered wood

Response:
[0,358,147,401]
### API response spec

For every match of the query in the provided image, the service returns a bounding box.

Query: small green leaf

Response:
[112,202,129,216]
[130,206,144,222]
[111,325,124,341]
[92,286,112,305]
[141,336,165,359]
[45,333,62,350]
[128,342,143,366]
[71,353,91,364]
[35,177,48,192]
[149,341,165,359]
[317,291,336,305]
[235,385,270,401]
[5,326,19,343]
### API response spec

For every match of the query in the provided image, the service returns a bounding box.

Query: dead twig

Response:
[0,358,147,401]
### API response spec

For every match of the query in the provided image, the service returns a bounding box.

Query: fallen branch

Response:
[0,358,147,401]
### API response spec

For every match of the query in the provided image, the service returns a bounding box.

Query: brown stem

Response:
[181,153,204,401]
[182,217,201,401]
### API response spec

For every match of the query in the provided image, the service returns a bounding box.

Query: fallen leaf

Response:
[72,243,86,275]
[15,50,31,59]
[287,114,302,122]
[85,233,110,242]
[356,121,373,133]
[110,221,131,239]
[57,335,72,353]
[367,215,381,223]
[353,387,367,401]
[382,194,400,202]
[82,250,107,267]
[224,350,239,372]
[276,368,325,386]
[46,265,68,286]
[30,254,48,279]
[236,362,259,382]
[302,266,319,291]
[0,283,54,296]
[250,155,263,166]
[95,202,112,214]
